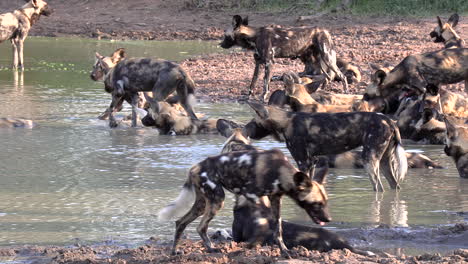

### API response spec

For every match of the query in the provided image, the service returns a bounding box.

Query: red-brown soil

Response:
[0,1,467,263]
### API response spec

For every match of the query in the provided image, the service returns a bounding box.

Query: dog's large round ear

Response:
[448,13,459,28]
[232,15,243,28]
[95,52,104,60]
[30,0,38,8]
[293,171,311,191]
[309,158,328,184]
[111,48,126,64]
[247,101,270,120]
[444,117,458,139]
[216,119,238,138]
[426,83,439,96]
[242,16,249,26]
[437,16,444,28]
[422,108,435,124]
[374,70,387,85]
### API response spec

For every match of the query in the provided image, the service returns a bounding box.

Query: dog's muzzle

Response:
[40,6,53,16]
[220,36,235,49]
[429,31,444,43]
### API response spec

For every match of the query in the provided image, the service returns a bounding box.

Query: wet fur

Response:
[90,48,198,128]
[158,148,331,255]
[246,102,408,192]
[444,118,468,178]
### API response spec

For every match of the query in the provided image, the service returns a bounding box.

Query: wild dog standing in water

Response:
[430,14,464,49]
[0,0,52,70]
[444,118,468,178]
[220,15,347,101]
[90,48,198,128]
[245,102,408,192]
[216,120,373,254]
[365,48,468,97]
[158,149,331,255]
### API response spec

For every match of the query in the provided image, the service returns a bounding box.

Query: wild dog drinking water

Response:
[245,101,408,192]
[220,15,347,101]
[430,14,464,49]
[0,0,52,70]
[444,118,468,178]
[0,117,35,128]
[158,148,331,255]
[90,48,198,128]
[365,48,468,97]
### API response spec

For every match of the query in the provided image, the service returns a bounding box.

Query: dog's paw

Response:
[207,247,221,253]
[109,120,119,128]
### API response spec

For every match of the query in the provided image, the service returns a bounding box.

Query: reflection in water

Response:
[369,192,408,227]
[13,71,24,92]
[0,37,466,248]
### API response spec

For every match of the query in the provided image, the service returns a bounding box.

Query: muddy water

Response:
[0,38,466,254]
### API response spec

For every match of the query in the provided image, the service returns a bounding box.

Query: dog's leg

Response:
[17,39,24,71]
[363,147,385,192]
[107,96,124,128]
[10,39,19,70]
[130,93,140,127]
[197,188,225,253]
[248,60,261,97]
[270,195,290,257]
[261,62,273,102]
[98,98,124,120]
[172,191,206,255]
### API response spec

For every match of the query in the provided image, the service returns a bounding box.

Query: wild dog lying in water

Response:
[158,148,331,255]
[220,15,347,101]
[430,14,464,49]
[0,0,53,70]
[90,48,198,128]
[365,48,468,97]
[135,95,218,135]
[245,101,408,192]
[444,118,468,178]
[325,150,443,169]
[0,118,34,128]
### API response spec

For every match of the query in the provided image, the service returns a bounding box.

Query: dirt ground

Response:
[0,1,467,263]
[1,0,468,101]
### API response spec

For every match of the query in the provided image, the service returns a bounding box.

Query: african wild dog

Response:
[246,101,408,192]
[430,14,464,49]
[0,0,52,70]
[216,122,374,255]
[444,118,468,178]
[220,15,347,101]
[365,48,468,97]
[90,48,198,128]
[0,117,35,128]
[158,149,331,255]
[324,150,443,169]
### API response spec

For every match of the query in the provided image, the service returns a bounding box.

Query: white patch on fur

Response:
[246,193,260,204]
[238,154,252,165]
[204,179,217,190]
[158,185,195,221]
[272,179,281,193]
[233,188,240,193]
[256,217,269,226]
[220,156,230,163]
[201,172,207,177]
[396,144,408,183]
[135,107,148,117]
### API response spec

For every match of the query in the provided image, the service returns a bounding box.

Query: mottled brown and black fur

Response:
[158,149,331,255]
[0,0,52,70]
[324,150,443,169]
[0,117,35,128]
[90,48,198,128]
[246,102,408,192]
[430,14,464,49]
[444,118,468,178]
[220,15,347,101]
[365,48,468,97]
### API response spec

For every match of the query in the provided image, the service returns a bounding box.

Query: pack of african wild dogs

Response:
[1,0,468,257]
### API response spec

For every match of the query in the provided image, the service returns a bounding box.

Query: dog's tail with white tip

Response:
[158,175,196,221]
[381,120,408,190]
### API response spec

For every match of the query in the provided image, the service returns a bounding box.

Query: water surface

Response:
[0,38,466,254]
